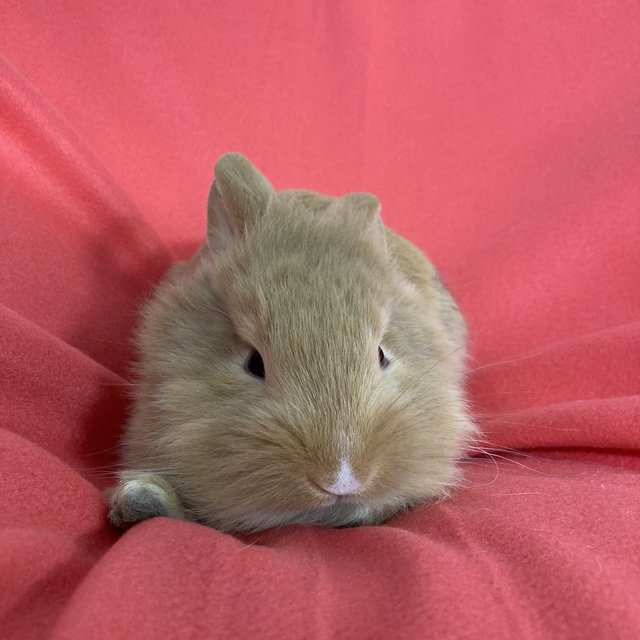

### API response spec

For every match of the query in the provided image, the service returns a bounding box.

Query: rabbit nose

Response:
[316,458,362,496]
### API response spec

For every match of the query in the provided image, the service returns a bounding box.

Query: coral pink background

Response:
[1,2,639,638]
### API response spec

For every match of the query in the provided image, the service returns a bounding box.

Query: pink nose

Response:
[317,459,362,496]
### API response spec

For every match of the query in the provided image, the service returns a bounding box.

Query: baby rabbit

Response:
[107,153,474,533]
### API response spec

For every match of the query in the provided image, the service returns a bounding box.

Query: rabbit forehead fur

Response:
[215,191,393,359]
[121,158,473,533]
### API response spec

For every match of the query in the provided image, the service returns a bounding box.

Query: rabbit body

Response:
[108,154,474,533]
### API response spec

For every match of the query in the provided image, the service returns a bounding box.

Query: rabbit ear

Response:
[339,192,387,253]
[340,192,382,225]
[207,153,274,252]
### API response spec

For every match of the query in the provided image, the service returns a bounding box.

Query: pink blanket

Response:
[1,2,639,638]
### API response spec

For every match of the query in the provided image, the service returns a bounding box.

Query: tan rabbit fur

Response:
[108,153,474,533]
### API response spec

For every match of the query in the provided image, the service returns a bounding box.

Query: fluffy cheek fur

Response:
[125,379,473,534]
[378,393,473,507]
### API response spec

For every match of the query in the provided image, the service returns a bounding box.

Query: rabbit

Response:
[107,152,475,533]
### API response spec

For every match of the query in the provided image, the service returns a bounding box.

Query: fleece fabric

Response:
[1,2,639,639]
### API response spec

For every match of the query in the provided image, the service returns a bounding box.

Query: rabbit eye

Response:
[378,346,389,369]
[245,349,265,379]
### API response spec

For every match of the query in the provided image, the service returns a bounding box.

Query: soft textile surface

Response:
[1,2,639,638]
